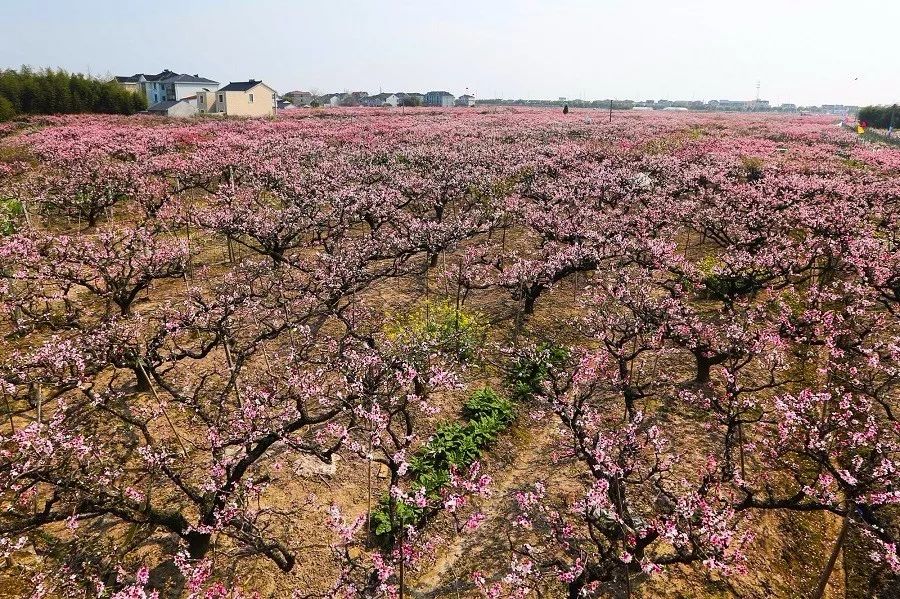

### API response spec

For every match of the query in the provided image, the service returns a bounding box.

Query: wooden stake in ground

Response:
[3,391,16,434]
[30,382,41,430]
[366,434,373,542]
[21,199,33,229]
[137,360,189,458]
[222,334,242,409]
[399,525,405,599]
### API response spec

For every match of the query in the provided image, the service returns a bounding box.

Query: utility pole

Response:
[609,98,613,123]
[889,104,896,138]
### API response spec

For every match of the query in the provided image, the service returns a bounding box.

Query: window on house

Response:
[218,94,224,103]
[249,93,254,103]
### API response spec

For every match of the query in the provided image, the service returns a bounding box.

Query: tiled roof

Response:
[113,70,218,85]
[145,69,179,82]
[219,80,267,92]
[166,74,218,84]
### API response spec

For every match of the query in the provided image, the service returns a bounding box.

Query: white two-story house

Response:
[114,70,219,105]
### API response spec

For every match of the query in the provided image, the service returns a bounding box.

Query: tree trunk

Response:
[694,353,714,385]
[133,366,151,393]
[812,508,852,599]
[186,530,211,560]
[523,287,540,315]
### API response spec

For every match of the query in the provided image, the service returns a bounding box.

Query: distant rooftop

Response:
[114,69,218,85]
[167,74,218,84]
[219,80,267,92]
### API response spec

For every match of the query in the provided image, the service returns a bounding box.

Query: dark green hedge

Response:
[0,67,147,121]
[858,105,899,129]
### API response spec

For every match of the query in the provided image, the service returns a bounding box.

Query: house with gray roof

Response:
[424,91,455,107]
[361,93,396,107]
[208,80,278,117]
[283,91,314,106]
[113,69,219,105]
[146,97,199,118]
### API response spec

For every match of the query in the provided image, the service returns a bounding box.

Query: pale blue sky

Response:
[1,0,897,105]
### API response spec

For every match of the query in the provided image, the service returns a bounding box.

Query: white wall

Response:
[173,83,218,101]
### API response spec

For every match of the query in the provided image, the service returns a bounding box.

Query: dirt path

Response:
[411,420,557,598]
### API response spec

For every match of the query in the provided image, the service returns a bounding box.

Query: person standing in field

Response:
[563,104,569,114]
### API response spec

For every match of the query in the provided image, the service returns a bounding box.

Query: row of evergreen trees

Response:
[0,67,147,121]
[858,104,899,129]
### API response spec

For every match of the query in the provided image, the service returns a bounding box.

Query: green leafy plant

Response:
[373,386,516,540]
[418,423,482,473]
[464,386,514,424]
[0,198,23,235]
[465,413,507,447]
[371,498,424,536]
[858,104,898,129]
[507,343,569,402]
[739,156,764,182]
[0,97,15,122]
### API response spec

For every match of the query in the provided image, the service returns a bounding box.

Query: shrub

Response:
[417,423,482,474]
[464,386,515,424]
[371,498,423,536]
[465,413,507,447]
[0,96,15,122]
[0,198,23,235]
[507,343,569,402]
[0,67,146,118]
[858,104,899,129]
